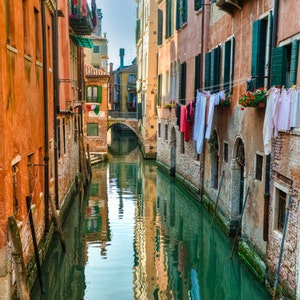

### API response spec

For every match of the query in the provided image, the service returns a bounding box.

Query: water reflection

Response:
[31,139,271,299]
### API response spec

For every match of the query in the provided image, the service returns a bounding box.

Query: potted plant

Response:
[164,100,176,110]
[219,91,231,107]
[238,87,267,108]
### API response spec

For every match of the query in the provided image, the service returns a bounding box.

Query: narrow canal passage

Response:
[31,136,271,300]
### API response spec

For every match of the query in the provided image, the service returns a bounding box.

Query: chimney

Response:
[109,62,113,74]
[119,48,125,69]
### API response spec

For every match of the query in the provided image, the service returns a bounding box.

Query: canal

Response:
[31,134,271,299]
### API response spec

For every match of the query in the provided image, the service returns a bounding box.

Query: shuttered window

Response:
[157,74,162,106]
[290,40,299,85]
[166,0,174,39]
[205,52,211,91]
[223,37,235,92]
[176,0,188,30]
[86,86,102,103]
[251,13,272,89]
[87,123,98,136]
[157,9,163,46]
[179,62,187,104]
[194,54,201,95]
[205,47,221,93]
[271,40,299,87]
[194,0,202,11]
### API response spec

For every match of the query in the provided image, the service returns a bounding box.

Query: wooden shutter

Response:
[205,52,211,90]
[290,40,299,86]
[180,62,187,104]
[158,9,163,45]
[271,46,287,87]
[97,86,102,103]
[211,46,220,93]
[252,19,267,88]
[194,54,201,95]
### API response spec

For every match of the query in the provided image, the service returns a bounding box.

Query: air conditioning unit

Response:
[215,0,241,14]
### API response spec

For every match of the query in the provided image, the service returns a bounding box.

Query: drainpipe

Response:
[42,0,50,230]
[199,0,207,200]
[263,0,279,241]
[53,0,60,209]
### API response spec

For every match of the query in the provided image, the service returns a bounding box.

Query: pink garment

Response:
[276,88,293,132]
[81,0,87,16]
[263,88,280,154]
[180,105,190,142]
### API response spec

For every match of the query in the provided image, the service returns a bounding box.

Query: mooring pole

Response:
[8,216,30,300]
[211,170,225,226]
[26,196,44,294]
[230,187,250,258]
[273,194,292,299]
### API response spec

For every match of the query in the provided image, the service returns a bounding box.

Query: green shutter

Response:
[290,40,299,86]
[194,54,201,94]
[252,19,267,88]
[194,0,202,11]
[97,86,102,103]
[205,52,211,90]
[230,37,235,93]
[223,40,231,91]
[176,0,180,30]
[210,46,220,93]
[180,62,186,104]
[158,9,163,45]
[87,123,98,136]
[271,46,287,87]
[85,86,88,102]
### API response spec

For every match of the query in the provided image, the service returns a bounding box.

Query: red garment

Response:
[180,105,190,142]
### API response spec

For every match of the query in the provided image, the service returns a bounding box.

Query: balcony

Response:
[215,0,241,15]
[69,1,94,35]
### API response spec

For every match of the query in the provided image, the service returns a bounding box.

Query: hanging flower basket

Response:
[238,87,267,108]
[219,91,231,107]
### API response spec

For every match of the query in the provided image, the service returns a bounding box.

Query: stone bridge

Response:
[107,111,140,139]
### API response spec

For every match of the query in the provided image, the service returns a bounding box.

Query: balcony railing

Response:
[108,110,138,119]
[69,0,94,35]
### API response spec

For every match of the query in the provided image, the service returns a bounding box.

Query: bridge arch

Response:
[107,119,140,139]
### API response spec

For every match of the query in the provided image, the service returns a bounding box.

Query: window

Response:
[176,0,188,30]
[194,0,202,11]
[12,163,21,217]
[251,13,272,89]
[179,62,186,104]
[93,45,100,53]
[166,0,174,39]
[194,54,201,95]
[223,142,228,163]
[90,183,99,196]
[157,9,163,46]
[34,7,41,61]
[87,123,98,136]
[205,46,221,93]
[62,118,66,154]
[7,0,16,46]
[165,124,168,140]
[86,86,102,103]
[271,40,299,88]
[23,0,29,54]
[57,118,61,158]
[276,189,287,232]
[158,123,161,138]
[180,132,185,154]
[255,154,263,181]
[157,74,162,106]
[222,37,235,92]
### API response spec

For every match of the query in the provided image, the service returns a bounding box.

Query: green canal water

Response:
[31,137,271,300]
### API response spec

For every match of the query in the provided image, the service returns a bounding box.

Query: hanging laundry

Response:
[276,88,293,132]
[193,91,207,154]
[205,94,216,139]
[263,87,280,155]
[290,89,300,128]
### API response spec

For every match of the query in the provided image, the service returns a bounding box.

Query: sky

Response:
[97,0,136,68]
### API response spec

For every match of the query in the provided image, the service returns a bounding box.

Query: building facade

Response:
[153,0,300,298]
[0,0,96,296]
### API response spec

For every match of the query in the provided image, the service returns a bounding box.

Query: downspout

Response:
[42,0,50,230]
[263,0,279,241]
[53,0,60,209]
[199,0,206,200]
